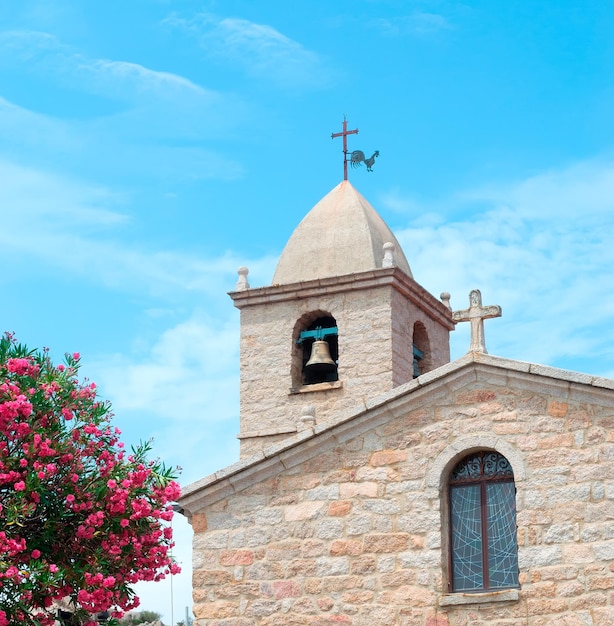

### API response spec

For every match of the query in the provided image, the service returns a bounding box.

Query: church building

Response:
[178,180,614,625]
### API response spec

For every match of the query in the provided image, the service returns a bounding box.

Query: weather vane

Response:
[331,117,379,181]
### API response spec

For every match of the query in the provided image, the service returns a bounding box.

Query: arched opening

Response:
[293,313,338,387]
[412,321,431,377]
[447,450,519,592]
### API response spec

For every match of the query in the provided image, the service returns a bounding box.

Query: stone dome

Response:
[272,181,412,285]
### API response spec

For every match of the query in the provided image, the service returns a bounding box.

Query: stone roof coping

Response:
[178,352,614,516]
[229,266,455,330]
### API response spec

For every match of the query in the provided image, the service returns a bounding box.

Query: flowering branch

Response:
[0,334,181,626]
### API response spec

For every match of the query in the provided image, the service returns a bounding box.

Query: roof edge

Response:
[229,266,455,329]
[178,352,614,517]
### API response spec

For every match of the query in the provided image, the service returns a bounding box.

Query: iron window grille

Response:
[448,450,519,592]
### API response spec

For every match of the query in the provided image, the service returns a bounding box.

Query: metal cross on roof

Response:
[331,117,380,180]
[331,117,359,181]
[452,289,502,354]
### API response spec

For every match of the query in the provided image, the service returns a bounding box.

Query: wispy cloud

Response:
[92,313,240,430]
[0,30,211,102]
[0,159,274,297]
[462,160,614,219]
[0,158,126,227]
[0,96,80,155]
[164,13,332,89]
[387,158,614,374]
[89,59,208,97]
[0,32,244,180]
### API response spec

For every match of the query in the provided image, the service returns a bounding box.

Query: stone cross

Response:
[452,289,502,354]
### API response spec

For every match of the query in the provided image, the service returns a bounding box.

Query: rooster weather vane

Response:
[351,149,380,172]
[331,117,379,181]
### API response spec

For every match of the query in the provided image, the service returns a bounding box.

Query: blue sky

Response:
[1,0,613,622]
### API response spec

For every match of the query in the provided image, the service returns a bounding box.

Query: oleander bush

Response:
[0,334,180,626]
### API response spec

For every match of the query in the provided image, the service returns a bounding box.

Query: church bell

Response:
[304,339,337,379]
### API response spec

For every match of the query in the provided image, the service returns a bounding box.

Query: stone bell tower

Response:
[230,181,454,458]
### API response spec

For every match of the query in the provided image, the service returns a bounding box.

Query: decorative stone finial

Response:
[299,405,316,429]
[382,242,396,268]
[235,266,250,291]
[440,292,451,311]
[452,289,502,354]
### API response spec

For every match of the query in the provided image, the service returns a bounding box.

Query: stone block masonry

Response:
[188,373,614,625]
[232,269,453,458]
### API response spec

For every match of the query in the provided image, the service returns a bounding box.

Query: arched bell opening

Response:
[292,313,338,387]
[412,321,431,378]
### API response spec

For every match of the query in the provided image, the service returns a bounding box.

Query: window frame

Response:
[447,450,519,593]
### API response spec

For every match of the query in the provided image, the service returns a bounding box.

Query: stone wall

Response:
[237,285,393,458]
[233,270,453,458]
[189,372,614,625]
[390,288,451,388]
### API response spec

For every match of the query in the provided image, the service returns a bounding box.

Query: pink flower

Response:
[102,575,116,588]
[0,334,181,624]
[6,358,35,376]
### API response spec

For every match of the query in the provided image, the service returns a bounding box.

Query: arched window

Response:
[294,314,338,386]
[412,321,430,378]
[448,450,519,592]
